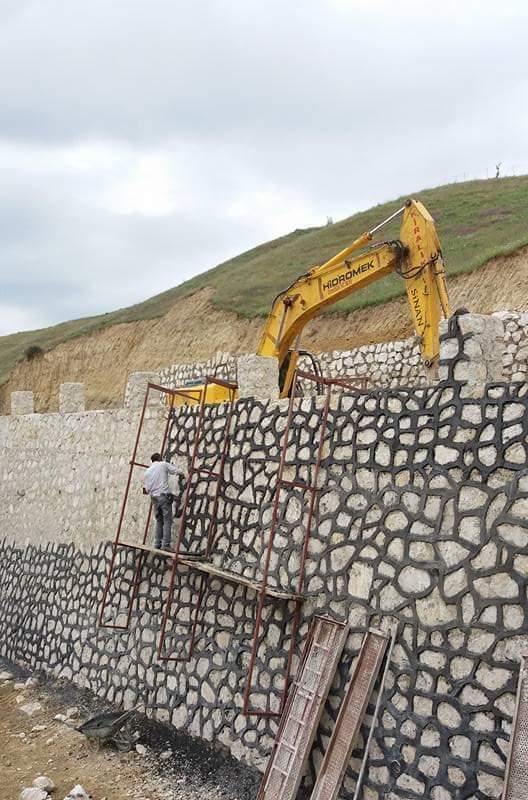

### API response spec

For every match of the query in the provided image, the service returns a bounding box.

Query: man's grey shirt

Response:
[142,461,181,497]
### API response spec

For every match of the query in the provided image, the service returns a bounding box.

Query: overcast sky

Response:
[0,0,527,335]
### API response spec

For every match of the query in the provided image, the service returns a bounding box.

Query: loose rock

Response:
[20,789,48,800]
[34,776,55,792]
[20,701,43,716]
[63,786,91,800]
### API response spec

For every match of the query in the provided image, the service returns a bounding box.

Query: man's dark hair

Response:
[151,452,162,462]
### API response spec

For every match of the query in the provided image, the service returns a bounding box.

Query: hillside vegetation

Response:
[2,175,528,388]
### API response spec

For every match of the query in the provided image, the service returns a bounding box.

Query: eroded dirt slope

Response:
[2,247,528,413]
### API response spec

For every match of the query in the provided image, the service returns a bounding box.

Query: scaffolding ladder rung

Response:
[279,478,319,493]
[191,466,221,478]
[296,687,317,701]
[269,764,290,778]
[278,741,298,753]
[312,641,331,652]
[288,714,308,726]
[303,668,324,681]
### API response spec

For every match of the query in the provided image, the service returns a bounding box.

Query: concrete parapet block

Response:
[124,372,161,408]
[237,355,279,400]
[11,391,35,416]
[59,382,85,413]
[439,312,505,395]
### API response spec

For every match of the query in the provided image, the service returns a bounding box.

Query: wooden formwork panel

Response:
[310,627,389,800]
[257,615,349,800]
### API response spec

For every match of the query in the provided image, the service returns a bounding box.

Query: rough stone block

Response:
[59,383,85,413]
[11,391,34,415]
[440,313,505,395]
[124,371,160,408]
[236,355,279,400]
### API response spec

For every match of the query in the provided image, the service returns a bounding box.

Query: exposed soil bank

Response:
[2,246,527,413]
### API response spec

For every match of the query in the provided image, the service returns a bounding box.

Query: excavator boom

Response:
[174,198,451,404]
[257,199,451,394]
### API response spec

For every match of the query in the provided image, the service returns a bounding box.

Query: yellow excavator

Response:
[176,198,452,404]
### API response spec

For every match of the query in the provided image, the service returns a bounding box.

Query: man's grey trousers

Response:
[151,493,173,548]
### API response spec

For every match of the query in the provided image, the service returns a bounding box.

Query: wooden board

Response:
[179,557,303,601]
[502,653,528,800]
[118,541,302,600]
[310,628,389,800]
[118,540,202,560]
[257,615,350,800]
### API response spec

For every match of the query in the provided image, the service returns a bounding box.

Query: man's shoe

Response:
[154,542,162,550]
[161,544,174,553]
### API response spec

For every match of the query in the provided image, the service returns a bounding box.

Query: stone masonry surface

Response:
[0,406,167,549]
[11,390,34,416]
[2,327,528,799]
[158,309,527,393]
[438,314,505,393]
[59,382,86,414]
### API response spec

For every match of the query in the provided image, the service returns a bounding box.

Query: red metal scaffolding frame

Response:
[242,369,370,717]
[98,377,230,632]
[157,375,238,661]
[99,368,370,719]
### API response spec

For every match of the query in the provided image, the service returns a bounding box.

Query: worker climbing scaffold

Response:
[141,452,185,551]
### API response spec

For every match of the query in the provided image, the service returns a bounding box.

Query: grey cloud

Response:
[0,0,527,334]
[0,1,526,144]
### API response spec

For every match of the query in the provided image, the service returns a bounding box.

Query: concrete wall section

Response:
[0,407,167,550]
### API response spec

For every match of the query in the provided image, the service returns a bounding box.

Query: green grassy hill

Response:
[2,175,528,386]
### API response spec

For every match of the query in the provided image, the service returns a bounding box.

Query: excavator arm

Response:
[257,199,451,396]
[172,199,451,406]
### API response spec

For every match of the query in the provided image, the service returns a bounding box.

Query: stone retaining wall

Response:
[1,342,528,797]
[159,352,237,391]
[158,310,528,394]
[0,406,166,549]
[157,340,427,392]
[495,310,528,382]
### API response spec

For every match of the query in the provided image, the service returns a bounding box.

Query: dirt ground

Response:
[0,660,259,800]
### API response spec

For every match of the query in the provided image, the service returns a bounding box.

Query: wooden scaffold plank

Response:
[257,615,350,800]
[310,627,390,800]
[502,653,528,800]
